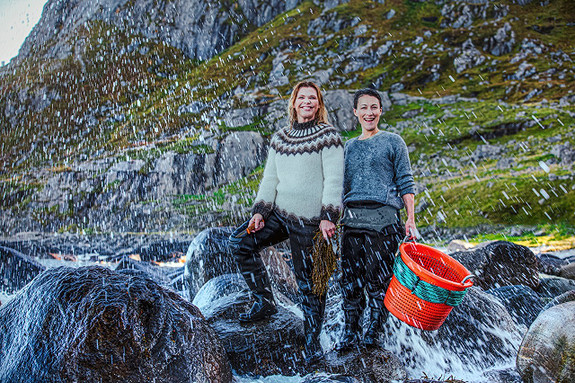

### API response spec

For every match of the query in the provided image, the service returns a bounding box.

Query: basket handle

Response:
[461,274,476,285]
[394,235,415,258]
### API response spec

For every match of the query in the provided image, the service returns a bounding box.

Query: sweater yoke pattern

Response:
[272,123,343,156]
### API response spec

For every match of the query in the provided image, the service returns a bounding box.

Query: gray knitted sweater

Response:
[343,131,415,209]
[252,120,344,224]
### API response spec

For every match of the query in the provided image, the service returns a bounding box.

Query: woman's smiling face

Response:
[295,87,319,123]
[354,94,382,131]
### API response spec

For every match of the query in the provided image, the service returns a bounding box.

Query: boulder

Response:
[559,262,575,280]
[517,301,575,383]
[194,273,308,376]
[0,246,46,294]
[0,266,232,382]
[541,290,575,311]
[537,252,569,275]
[184,227,238,299]
[214,131,266,187]
[450,241,539,290]
[536,275,575,301]
[487,285,544,328]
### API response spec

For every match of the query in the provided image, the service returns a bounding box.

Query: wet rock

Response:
[184,227,238,299]
[541,290,575,311]
[517,301,575,383]
[537,252,569,275]
[0,266,232,382]
[487,285,544,328]
[559,262,575,280]
[451,241,539,290]
[195,274,307,376]
[536,276,575,301]
[422,287,521,366]
[128,239,190,262]
[0,246,46,294]
[378,287,521,375]
[322,348,407,383]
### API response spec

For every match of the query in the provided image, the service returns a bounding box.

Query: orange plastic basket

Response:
[384,242,474,331]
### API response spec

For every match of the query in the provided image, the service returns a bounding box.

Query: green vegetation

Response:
[173,165,264,223]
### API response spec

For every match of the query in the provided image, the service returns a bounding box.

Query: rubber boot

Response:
[303,316,323,365]
[363,309,388,348]
[239,295,277,322]
[302,295,325,365]
[239,267,277,323]
[335,309,361,352]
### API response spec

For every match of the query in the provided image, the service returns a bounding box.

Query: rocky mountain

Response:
[0,0,574,236]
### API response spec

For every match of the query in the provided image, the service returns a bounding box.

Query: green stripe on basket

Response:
[392,256,468,307]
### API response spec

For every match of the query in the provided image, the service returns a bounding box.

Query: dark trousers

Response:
[340,226,400,320]
[230,211,326,334]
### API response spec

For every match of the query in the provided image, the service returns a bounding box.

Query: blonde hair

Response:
[287,81,329,125]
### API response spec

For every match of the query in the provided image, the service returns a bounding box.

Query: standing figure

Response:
[229,81,344,363]
[335,88,416,352]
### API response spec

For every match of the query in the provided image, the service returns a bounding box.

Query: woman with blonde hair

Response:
[230,81,344,364]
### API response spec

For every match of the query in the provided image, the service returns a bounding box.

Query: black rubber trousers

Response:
[340,226,401,321]
[230,211,326,337]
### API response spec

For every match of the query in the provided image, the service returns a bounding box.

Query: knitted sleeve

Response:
[319,135,344,223]
[393,135,415,196]
[252,147,278,219]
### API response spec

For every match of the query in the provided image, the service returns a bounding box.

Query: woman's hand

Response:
[319,220,336,241]
[405,217,418,239]
[248,213,265,232]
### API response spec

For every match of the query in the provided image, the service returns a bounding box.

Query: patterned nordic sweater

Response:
[252,120,344,224]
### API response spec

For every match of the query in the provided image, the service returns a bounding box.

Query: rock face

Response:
[0,266,232,383]
[19,0,302,61]
[450,241,539,290]
[0,246,46,294]
[517,301,575,383]
[0,128,266,234]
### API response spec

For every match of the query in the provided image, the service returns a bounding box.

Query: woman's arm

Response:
[251,148,279,230]
[402,193,417,238]
[319,137,344,239]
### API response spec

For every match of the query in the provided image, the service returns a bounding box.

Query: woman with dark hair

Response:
[336,88,416,352]
[229,81,344,363]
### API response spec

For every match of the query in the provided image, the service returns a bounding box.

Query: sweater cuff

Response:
[320,205,341,224]
[252,201,274,220]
